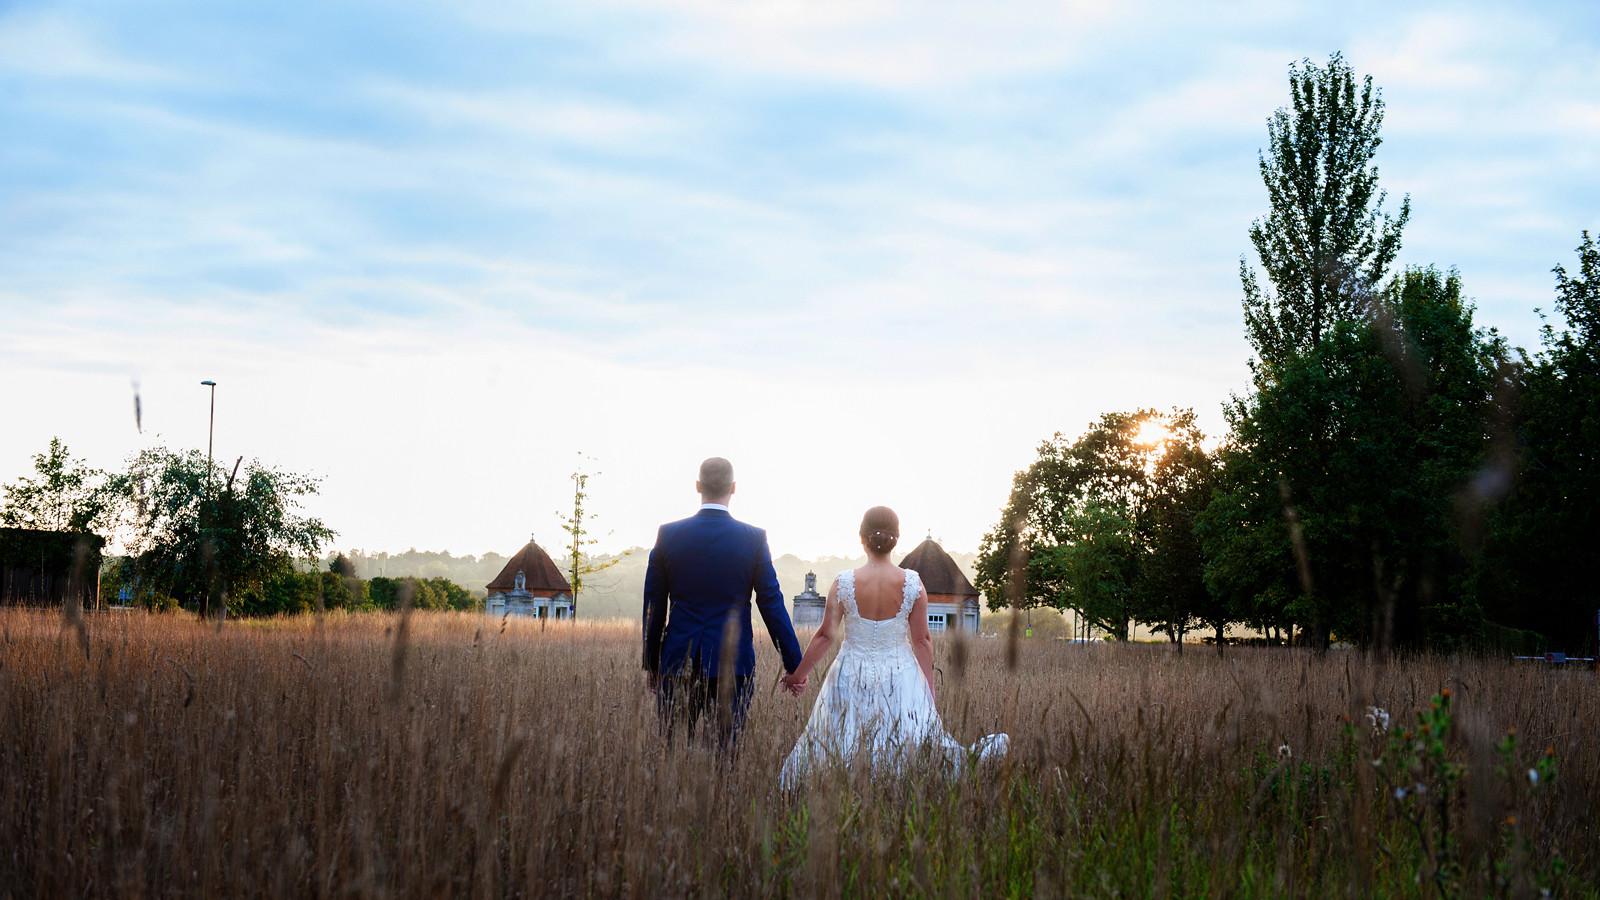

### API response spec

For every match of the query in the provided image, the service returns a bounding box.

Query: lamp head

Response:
[200,380,216,387]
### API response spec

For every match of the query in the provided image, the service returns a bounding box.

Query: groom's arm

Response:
[642,527,670,675]
[751,530,803,673]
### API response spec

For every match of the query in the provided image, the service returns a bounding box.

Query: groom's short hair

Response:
[698,457,734,498]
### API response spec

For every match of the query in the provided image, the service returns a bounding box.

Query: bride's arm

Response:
[909,585,935,698]
[787,579,843,685]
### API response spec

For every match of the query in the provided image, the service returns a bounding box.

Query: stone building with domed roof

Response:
[486,536,574,619]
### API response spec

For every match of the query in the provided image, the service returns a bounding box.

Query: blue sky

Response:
[2,0,1596,560]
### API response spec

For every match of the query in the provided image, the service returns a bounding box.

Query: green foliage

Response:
[1135,425,1222,648]
[97,554,173,610]
[1242,52,1410,367]
[976,409,1219,642]
[226,570,474,617]
[368,575,477,612]
[1028,502,1139,640]
[317,568,363,610]
[367,575,402,611]
[1193,444,1300,642]
[116,446,334,615]
[1476,231,1600,649]
[0,438,116,533]
[977,409,1158,620]
[1207,269,1509,648]
[1208,52,1518,651]
[0,527,104,573]
[232,564,321,617]
[1367,692,1568,897]
[1374,692,1468,892]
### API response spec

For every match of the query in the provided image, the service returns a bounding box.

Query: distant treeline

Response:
[101,553,478,616]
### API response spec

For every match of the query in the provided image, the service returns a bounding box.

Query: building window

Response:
[928,614,946,633]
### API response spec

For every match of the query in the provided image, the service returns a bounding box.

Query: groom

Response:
[642,457,804,746]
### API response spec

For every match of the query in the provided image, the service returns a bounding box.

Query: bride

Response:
[778,506,1008,784]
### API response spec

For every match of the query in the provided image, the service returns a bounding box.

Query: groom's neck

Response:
[700,496,731,507]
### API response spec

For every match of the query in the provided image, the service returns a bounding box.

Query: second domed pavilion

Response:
[486,535,574,619]
[897,538,981,632]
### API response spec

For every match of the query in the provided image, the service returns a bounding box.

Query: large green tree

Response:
[1212,53,1505,651]
[976,410,1155,622]
[1476,232,1600,649]
[118,447,334,616]
[1193,443,1300,644]
[1208,268,1510,649]
[977,409,1219,642]
[1242,52,1410,369]
[1135,422,1222,651]
[1030,502,1139,641]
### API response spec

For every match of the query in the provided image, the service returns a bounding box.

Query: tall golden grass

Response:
[1,609,1593,898]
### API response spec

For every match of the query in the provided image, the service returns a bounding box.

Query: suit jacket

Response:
[642,508,803,678]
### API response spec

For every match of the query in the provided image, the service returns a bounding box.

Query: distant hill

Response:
[329,546,982,622]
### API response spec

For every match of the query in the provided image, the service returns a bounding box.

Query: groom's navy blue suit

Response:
[642,506,803,744]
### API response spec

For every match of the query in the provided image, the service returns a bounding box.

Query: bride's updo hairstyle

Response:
[859,506,900,554]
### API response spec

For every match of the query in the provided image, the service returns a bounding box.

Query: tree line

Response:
[976,54,1598,655]
[0,443,480,616]
[0,442,626,618]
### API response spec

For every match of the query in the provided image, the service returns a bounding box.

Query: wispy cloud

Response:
[370,83,681,146]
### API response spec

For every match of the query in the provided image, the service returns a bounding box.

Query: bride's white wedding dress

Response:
[780,568,1008,785]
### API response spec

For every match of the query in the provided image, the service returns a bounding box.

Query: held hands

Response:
[779,671,808,696]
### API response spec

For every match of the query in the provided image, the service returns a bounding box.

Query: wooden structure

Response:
[0,528,104,609]
[898,538,980,632]
[486,536,574,619]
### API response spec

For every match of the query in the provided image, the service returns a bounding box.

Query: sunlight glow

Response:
[1134,420,1172,446]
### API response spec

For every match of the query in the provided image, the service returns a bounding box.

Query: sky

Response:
[2,0,1596,560]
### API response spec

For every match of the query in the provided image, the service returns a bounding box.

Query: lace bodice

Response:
[836,568,920,658]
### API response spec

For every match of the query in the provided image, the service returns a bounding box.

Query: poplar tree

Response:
[558,459,628,617]
[1217,53,1416,650]
[1241,52,1410,368]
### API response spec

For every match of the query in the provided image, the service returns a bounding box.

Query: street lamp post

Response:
[201,381,216,479]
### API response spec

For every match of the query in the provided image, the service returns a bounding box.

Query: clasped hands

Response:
[779,670,807,696]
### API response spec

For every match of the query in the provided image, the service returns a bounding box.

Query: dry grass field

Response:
[1,609,1594,898]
